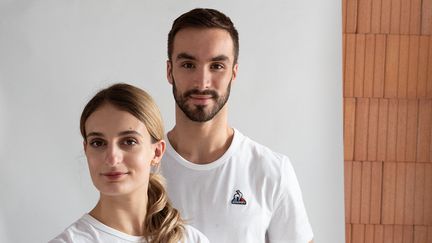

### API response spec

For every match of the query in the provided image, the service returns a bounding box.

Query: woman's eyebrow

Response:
[86,130,143,138]
[86,132,104,138]
[118,130,143,138]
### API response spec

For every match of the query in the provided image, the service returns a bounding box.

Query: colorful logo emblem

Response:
[231,190,247,205]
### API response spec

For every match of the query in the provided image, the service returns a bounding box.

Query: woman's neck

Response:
[89,191,148,236]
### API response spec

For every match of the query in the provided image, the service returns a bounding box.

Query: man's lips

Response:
[184,89,218,99]
[188,94,215,106]
[190,94,213,100]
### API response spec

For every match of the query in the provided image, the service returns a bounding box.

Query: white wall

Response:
[0,0,344,242]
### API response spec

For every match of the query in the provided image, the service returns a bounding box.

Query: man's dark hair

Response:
[167,8,239,64]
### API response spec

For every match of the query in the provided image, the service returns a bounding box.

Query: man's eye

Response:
[181,63,195,69]
[211,63,224,70]
[89,140,105,148]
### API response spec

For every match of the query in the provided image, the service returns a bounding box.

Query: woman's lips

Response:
[101,171,129,180]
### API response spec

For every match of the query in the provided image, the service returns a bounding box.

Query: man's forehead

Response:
[172,28,235,61]
[175,27,231,39]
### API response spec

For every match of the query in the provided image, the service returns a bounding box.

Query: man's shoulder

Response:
[235,129,288,163]
[184,225,210,243]
[233,129,293,179]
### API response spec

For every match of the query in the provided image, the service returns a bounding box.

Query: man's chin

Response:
[184,109,214,123]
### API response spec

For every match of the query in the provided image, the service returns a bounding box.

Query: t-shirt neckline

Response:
[82,214,147,242]
[165,128,243,171]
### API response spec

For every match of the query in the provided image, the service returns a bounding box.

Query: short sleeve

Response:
[267,157,313,243]
[184,225,210,243]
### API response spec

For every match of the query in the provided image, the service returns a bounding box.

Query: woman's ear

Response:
[83,140,87,153]
[151,139,166,166]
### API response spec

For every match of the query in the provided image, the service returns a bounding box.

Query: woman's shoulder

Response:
[49,215,208,243]
[48,215,92,243]
[48,214,147,243]
[183,225,210,243]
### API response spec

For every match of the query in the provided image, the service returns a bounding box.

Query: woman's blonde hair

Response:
[80,83,185,243]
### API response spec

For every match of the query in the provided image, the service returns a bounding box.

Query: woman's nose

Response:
[105,144,122,166]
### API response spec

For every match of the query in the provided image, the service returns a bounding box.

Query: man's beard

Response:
[171,76,231,123]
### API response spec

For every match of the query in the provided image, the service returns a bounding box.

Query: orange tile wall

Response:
[343,0,432,242]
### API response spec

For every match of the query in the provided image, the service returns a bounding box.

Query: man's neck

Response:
[168,107,234,164]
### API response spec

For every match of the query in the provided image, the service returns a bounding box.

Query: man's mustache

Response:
[183,89,219,99]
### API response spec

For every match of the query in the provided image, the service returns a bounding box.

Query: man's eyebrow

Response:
[211,55,230,62]
[176,53,196,61]
[175,53,230,62]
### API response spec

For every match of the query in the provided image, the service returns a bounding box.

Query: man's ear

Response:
[151,139,166,166]
[167,60,173,85]
[231,63,239,84]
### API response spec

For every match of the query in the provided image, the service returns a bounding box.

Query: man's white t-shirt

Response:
[161,129,313,243]
[49,214,209,243]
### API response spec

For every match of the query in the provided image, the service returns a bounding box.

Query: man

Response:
[161,8,314,243]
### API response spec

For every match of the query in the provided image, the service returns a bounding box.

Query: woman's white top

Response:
[49,214,209,243]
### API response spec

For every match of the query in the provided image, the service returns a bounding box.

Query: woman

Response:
[50,83,209,243]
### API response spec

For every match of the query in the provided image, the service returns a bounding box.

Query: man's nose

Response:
[193,66,211,89]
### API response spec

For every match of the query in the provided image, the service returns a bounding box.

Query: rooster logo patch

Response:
[231,190,247,205]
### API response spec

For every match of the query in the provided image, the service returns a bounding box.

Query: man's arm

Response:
[267,157,314,243]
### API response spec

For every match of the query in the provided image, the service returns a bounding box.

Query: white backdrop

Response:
[0,0,344,242]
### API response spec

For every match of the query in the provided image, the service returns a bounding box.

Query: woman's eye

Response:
[122,139,138,146]
[89,140,105,148]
